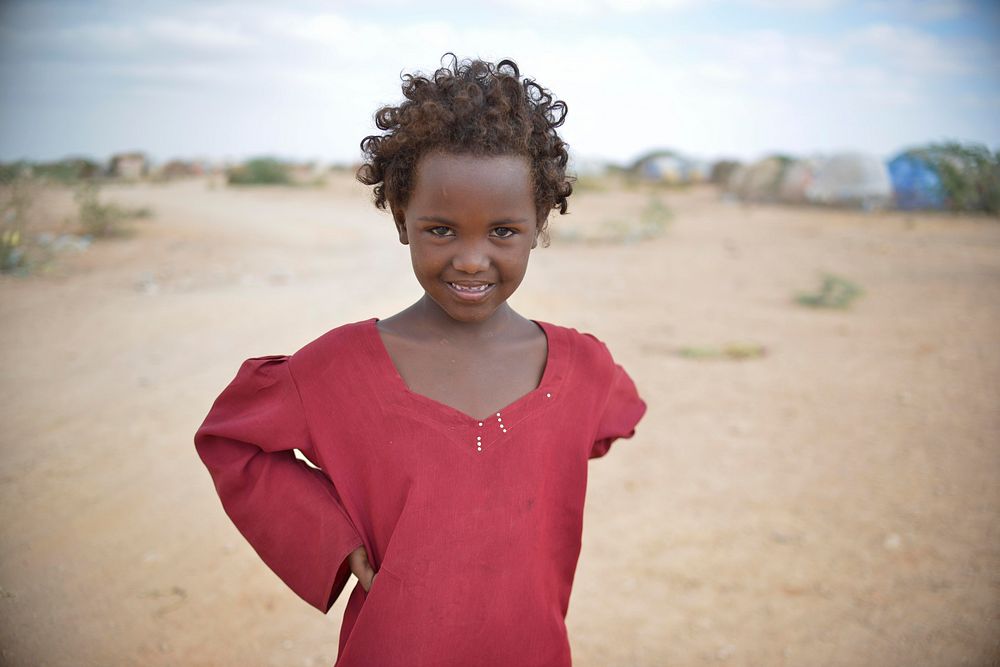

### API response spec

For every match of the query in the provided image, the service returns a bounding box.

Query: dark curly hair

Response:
[357,54,573,242]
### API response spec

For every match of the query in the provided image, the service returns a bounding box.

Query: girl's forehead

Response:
[410,152,534,206]
[416,151,531,181]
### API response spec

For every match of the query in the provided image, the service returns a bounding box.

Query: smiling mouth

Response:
[448,282,494,292]
[446,282,496,301]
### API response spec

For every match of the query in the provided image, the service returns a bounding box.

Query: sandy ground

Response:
[1,175,998,667]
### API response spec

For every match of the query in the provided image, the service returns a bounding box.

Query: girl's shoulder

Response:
[286,317,378,379]
[533,319,622,374]
[296,317,375,353]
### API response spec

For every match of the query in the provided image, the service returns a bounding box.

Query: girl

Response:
[195,55,647,666]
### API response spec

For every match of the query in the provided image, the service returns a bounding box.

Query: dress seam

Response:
[284,354,319,461]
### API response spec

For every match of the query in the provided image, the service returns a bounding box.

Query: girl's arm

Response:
[347,544,377,592]
[587,340,647,459]
[194,355,364,612]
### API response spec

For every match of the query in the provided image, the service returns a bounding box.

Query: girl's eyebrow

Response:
[415,215,530,226]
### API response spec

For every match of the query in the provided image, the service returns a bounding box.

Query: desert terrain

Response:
[0,173,998,666]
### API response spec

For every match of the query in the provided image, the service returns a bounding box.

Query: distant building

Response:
[887,150,946,211]
[806,152,893,210]
[736,156,792,202]
[631,150,706,185]
[159,160,204,179]
[108,152,147,180]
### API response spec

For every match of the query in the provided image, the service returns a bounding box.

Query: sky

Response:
[0,0,998,167]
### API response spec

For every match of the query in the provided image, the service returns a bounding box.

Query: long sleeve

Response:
[194,354,363,613]
[590,361,647,459]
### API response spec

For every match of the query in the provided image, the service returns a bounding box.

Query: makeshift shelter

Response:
[806,152,892,209]
[632,150,701,185]
[108,152,147,180]
[725,164,748,196]
[738,156,791,202]
[887,152,945,210]
[159,160,204,179]
[710,160,742,186]
[778,159,817,204]
[639,153,684,184]
[686,160,712,183]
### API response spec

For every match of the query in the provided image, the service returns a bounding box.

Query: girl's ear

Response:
[391,207,409,245]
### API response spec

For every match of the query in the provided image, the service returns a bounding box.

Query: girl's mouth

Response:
[447,282,495,301]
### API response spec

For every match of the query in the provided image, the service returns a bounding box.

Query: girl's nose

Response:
[451,241,490,274]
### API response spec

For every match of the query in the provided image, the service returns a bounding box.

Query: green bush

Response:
[795,273,864,309]
[913,142,1000,214]
[1,172,35,273]
[676,343,767,360]
[34,158,101,184]
[0,162,31,183]
[1,158,101,185]
[75,183,150,238]
[226,158,291,185]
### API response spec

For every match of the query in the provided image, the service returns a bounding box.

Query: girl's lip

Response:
[446,282,496,302]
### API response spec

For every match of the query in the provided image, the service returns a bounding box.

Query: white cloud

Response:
[747,0,844,9]
[864,0,975,21]
[0,2,997,163]
[494,0,699,15]
[145,18,256,50]
[848,23,978,76]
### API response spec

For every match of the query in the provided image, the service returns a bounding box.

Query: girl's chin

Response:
[422,294,507,324]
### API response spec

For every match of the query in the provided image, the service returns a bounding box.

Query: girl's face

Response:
[393,151,539,325]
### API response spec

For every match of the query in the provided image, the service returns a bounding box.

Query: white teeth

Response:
[450,283,491,292]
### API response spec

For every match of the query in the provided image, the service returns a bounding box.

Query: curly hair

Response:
[356,54,573,241]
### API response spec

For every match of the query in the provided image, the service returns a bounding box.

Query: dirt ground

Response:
[1,175,998,667]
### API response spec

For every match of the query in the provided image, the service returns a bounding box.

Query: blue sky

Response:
[0,0,998,166]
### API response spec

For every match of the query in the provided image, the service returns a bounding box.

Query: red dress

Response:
[195,317,646,666]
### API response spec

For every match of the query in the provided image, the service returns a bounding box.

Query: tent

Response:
[777,159,817,204]
[724,164,748,196]
[737,156,791,202]
[806,152,892,209]
[686,160,712,183]
[632,150,703,185]
[710,160,742,186]
[887,152,946,210]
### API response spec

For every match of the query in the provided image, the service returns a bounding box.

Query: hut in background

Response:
[631,150,705,185]
[778,159,818,204]
[159,160,204,180]
[710,160,742,186]
[806,152,892,209]
[887,151,945,210]
[108,152,147,180]
[737,155,792,202]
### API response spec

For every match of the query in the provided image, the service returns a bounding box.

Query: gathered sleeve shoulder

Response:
[582,335,647,459]
[194,355,363,613]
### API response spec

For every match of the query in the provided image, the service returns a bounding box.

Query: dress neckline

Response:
[366,316,562,424]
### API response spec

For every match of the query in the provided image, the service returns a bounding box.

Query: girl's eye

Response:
[428,226,454,237]
[492,227,516,239]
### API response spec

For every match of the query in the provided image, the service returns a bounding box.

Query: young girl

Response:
[195,55,647,666]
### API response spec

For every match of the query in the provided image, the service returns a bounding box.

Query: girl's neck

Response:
[390,295,524,344]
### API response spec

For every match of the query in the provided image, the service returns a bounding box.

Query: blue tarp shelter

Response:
[887,152,946,210]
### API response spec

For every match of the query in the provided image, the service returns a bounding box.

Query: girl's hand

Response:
[347,545,377,592]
